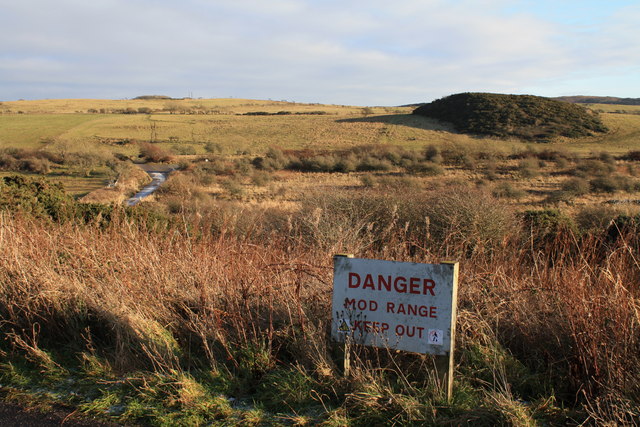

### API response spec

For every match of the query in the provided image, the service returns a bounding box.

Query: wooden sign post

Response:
[332,255,459,400]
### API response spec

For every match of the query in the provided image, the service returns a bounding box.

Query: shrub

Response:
[221,178,244,197]
[623,150,640,161]
[192,166,216,186]
[252,147,289,171]
[518,157,541,178]
[293,191,398,252]
[356,157,393,172]
[589,176,621,193]
[423,186,516,252]
[522,209,576,241]
[574,159,616,177]
[403,160,443,175]
[251,171,272,187]
[598,152,616,164]
[359,174,376,188]
[592,175,637,193]
[334,156,357,173]
[423,145,443,164]
[545,190,575,204]
[492,182,526,199]
[0,153,18,170]
[20,157,51,174]
[0,175,72,220]
[157,173,197,197]
[561,177,590,196]
[375,176,422,191]
[575,205,623,234]
[139,143,173,163]
[204,142,223,154]
[172,144,197,155]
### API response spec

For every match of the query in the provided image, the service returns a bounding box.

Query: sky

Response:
[1,0,639,105]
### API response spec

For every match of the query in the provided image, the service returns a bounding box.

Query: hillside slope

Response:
[555,96,640,106]
[413,93,608,140]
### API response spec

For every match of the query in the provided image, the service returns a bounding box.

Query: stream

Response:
[125,169,173,207]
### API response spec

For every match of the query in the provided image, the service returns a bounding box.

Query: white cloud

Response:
[0,0,638,103]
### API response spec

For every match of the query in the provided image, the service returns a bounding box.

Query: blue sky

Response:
[0,0,638,105]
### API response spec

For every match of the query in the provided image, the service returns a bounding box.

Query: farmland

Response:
[1,97,640,424]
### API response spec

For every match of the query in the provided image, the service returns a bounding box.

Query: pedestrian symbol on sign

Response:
[428,329,443,345]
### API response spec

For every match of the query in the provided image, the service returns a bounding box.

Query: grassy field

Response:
[2,98,640,424]
[1,98,640,201]
[2,99,639,154]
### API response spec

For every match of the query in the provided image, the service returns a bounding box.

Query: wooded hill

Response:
[413,93,608,140]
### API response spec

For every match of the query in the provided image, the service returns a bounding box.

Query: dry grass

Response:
[1,185,639,422]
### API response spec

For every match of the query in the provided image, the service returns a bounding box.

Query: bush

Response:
[588,175,635,193]
[221,178,245,197]
[403,160,443,175]
[172,144,197,155]
[523,209,576,241]
[518,157,541,178]
[334,156,357,173]
[359,174,376,188]
[575,205,623,234]
[157,173,197,197]
[423,186,516,252]
[423,145,443,164]
[139,143,173,163]
[492,182,526,199]
[356,156,393,172]
[251,171,272,187]
[20,157,51,174]
[623,150,640,161]
[252,147,289,171]
[574,159,616,177]
[0,153,18,170]
[561,177,590,196]
[205,142,223,154]
[598,152,616,164]
[0,175,72,220]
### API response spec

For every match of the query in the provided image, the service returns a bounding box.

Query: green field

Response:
[2,99,639,156]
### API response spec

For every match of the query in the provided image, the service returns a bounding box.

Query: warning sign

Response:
[331,256,458,356]
[337,318,351,333]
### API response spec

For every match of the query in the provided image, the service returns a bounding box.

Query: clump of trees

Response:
[413,93,609,140]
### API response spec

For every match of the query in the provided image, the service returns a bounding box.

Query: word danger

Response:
[348,272,436,295]
[344,298,438,318]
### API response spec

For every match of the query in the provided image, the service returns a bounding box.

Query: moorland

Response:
[1,94,640,425]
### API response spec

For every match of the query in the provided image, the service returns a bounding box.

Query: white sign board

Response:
[331,256,458,356]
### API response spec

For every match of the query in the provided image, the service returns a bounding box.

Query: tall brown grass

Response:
[0,196,639,422]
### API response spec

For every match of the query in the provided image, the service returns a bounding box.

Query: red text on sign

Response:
[395,324,425,338]
[352,320,390,333]
[344,298,378,311]
[386,302,437,318]
[348,272,436,296]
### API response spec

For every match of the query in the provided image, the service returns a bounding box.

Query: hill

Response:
[413,93,609,140]
[555,96,640,106]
